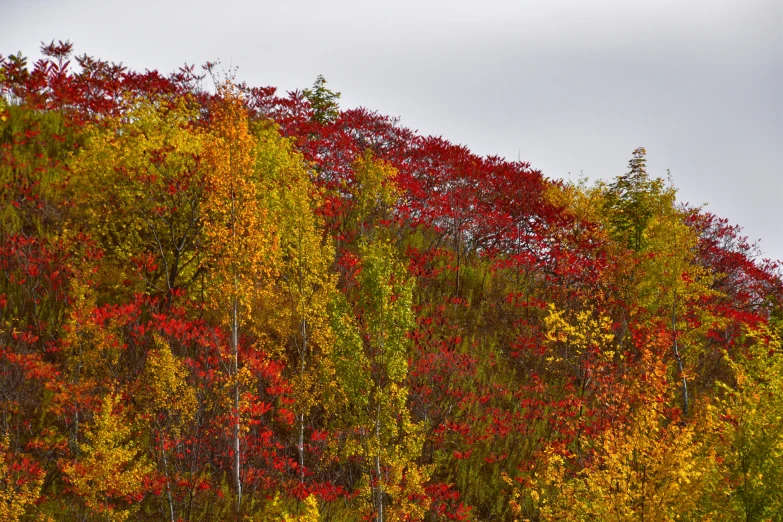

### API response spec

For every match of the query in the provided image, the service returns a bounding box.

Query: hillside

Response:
[1,41,781,521]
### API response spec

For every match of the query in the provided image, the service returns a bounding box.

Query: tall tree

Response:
[334,237,430,521]
[138,334,197,522]
[603,147,663,252]
[256,119,338,484]
[201,84,278,514]
[302,75,340,125]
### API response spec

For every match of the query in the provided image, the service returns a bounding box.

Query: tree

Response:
[331,237,431,521]
[138,334,197,522]
[61,392,153,522]
[528,351,713,522]
[255,117,338,484]
[601,148,716,416]
[603,147,664,252]
[362,238,428,521]
[69,94,206,303]
[302,75,340,125]
[200,83,278,514]
[707,321,783,521]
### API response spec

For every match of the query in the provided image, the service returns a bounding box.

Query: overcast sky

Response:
[3,0,781,261]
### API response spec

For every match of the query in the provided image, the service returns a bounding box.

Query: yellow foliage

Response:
[286,494,321,522]
[634,209,715,317]
[544,175,606,225]
[68,94,205,295]
[141,334,196,437]
[62,276,124,384]
[543,303,616,364]
[62,393,152,521]
[354,149,399,208]
[708,322,783,520]
[257,119,338,417]
[254,493,321,521]
[350,149,401,236]
[0,437,44,522]
[531,399,712,522]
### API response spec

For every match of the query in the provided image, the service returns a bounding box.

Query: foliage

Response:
[707,321,783,521]
[62,393,153,521]
[302,74,340,125]
[0,436,45,521]
[0,41,780,521]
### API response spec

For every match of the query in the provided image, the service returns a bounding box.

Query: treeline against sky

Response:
[0,41,781,521]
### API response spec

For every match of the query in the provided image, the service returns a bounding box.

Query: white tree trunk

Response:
[232,293,242,513]
[375,403,383,522]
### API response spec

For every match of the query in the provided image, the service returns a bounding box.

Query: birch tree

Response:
[201,84,278,514]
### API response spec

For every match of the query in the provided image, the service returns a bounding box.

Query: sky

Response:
[2,0,781,261]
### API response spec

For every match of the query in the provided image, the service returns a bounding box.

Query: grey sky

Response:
[3,0,781,261]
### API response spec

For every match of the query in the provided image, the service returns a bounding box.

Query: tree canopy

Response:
[0,41,781,521]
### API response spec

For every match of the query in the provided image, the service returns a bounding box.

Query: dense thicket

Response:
[1,41,781,522]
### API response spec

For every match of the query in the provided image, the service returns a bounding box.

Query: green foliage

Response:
[0,105,71,238]
[602,147,668,252]
[329,291,371,411]
[302,74,341,124]
[331,237,431,520]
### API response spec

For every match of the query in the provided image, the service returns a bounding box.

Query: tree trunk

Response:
[298,317,307,482]
[232,292,242,514]
[672,291,688,416]
[163,449,175,522]
[375,402,384,522]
